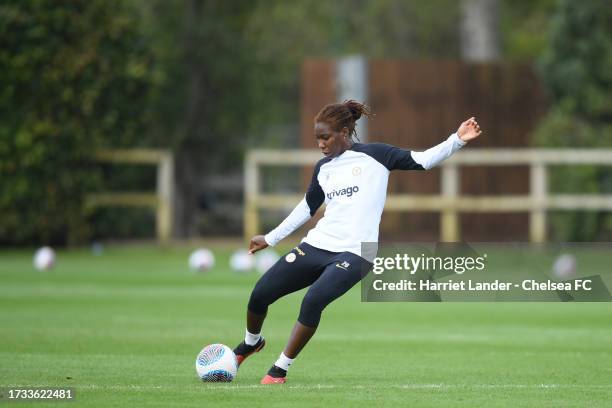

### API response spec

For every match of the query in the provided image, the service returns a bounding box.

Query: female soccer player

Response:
[233,100,482,384]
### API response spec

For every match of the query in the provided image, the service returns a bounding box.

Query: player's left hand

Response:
[457,117,482,143]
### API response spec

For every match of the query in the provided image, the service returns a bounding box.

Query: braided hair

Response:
[315,100,374,142]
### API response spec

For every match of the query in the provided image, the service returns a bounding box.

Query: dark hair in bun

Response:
[315,100,374,140]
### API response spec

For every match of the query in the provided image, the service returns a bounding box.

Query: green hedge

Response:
[533,0,612,241]
[0,0,155,245]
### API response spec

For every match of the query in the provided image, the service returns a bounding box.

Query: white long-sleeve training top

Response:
[264,133,466,259]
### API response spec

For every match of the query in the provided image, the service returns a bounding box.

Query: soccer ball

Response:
[195,344,238,382]
[552,254,577,279]
[255,249,279,275]
[189,248,215,271]
[229,249,255,273]
[33,246,55,271]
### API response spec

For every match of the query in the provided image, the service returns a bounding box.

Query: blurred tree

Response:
[0,0,573,244]
[245,0,460,146]
[0,0,156,245]
[460,0,501,62]
[245,0,560,140]
[532,0,612,240]
[140,0,259,237]
[500,0,556,61]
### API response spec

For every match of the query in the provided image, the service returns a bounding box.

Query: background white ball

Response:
[552,253,577,279]
[195,344,237,382]
[33,246,55,271]
[255,249,279,275]
[189,248,215,272]
[91,242,104,256]
[229,249,254,273]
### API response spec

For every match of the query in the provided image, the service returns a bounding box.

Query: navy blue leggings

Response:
[248,242,371,327]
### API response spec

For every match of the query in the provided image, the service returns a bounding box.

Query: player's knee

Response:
[298,292,325,327]
[247,284,271,315]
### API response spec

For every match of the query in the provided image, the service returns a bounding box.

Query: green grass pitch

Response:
[1,244,611,407]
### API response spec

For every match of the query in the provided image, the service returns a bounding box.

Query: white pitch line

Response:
[24,383,609,392]
[198,383,611,391]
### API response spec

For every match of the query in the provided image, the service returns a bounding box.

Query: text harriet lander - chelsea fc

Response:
[371,279,593,292]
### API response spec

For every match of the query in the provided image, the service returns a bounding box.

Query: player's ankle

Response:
[267,365,287,378]
[274,352,294,371]
[244,329,261,346]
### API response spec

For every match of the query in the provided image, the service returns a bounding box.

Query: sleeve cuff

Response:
[263,233,275,247]
[451,132,467,146]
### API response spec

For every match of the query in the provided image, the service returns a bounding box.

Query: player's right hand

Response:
[248,235,269,255]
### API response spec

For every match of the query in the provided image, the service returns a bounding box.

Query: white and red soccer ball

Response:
[255,249,279,275]
[33,246,55,271]
[230,249,255,273]
[552,253,577,279]
[189,248,215,272]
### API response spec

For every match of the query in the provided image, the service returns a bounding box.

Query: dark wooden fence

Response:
[300,59,547,241]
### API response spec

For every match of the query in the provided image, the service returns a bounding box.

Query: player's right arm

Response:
[248,159,327,254]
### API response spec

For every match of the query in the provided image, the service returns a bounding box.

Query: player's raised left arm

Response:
[410,116,483,170]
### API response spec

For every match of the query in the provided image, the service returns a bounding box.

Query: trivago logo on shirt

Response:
[326,186,359,200]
